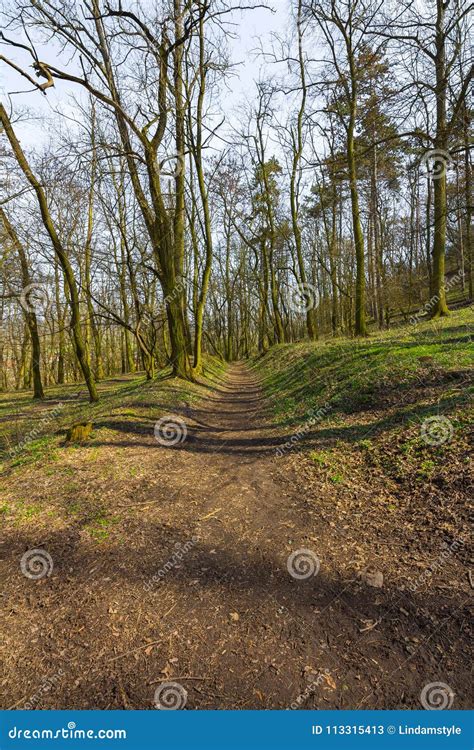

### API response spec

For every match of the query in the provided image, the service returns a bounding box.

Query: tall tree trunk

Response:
[0,207,44,399]
[346,48,366,336]
[188,7,213,374]
[54,257,65,384]
[463,101,473,300]
[429,0,450,317]
[348,122,366,335]
[290,0,317,340]
[0,104,99,401]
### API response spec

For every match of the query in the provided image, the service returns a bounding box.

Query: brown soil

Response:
[0,364,471,709]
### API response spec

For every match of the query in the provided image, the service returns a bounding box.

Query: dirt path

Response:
[1,363,470,710]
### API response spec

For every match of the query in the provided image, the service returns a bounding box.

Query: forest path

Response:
[2,362,470,710]
[176,362,288,528]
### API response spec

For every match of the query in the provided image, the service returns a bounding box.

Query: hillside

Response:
[0,311,472,710]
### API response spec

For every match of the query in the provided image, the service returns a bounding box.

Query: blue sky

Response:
[0,0,290,145]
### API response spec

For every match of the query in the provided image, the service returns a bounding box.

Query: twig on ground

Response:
[199,507,222,520]
[108,639,162,663]
[149,676,209,684]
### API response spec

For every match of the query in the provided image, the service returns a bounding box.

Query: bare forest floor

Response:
[0,309,472,710]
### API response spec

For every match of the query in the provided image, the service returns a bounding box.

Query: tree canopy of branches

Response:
[0,0,471,398]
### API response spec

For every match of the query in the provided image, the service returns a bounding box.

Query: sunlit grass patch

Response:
[256,309,472,500]
[254,307,473,427]
[9,436,59,468]
[85,512,119,543]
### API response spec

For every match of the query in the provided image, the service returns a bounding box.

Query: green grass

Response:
[0,355,227,469]
[253,307,473,430]
[85,513,119,543]
[308,449,346,484]
[253,308,472,487]
[309,450,329,466]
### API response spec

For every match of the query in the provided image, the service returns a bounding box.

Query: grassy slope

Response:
[0,354,226,537]
[254,308,472,428]
[253,307,472,567]
[0,356,226,471]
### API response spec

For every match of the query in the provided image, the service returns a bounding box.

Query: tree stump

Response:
[66,422,93,443]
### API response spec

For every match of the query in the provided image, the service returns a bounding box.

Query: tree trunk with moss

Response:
[0,207,44,399]
[0,104,99,402]
[291,0,317,340]
[429,0,450,317]
[187,5,213,374]
[348,118,366,336]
